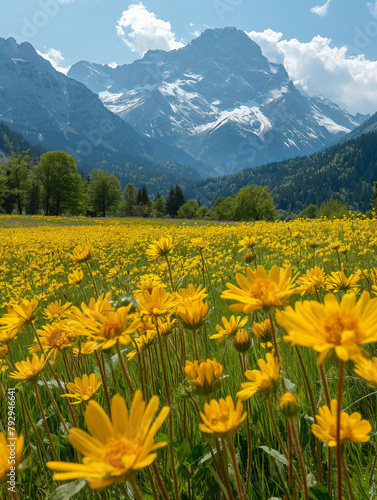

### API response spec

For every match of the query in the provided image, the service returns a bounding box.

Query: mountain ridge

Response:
[69,27,367,176]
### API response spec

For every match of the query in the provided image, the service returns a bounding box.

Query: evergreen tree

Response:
[136,185,151,206]
[166,186,176,216]
[166,185,186,217]
[174,185,186,211]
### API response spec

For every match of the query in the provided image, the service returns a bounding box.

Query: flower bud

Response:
[279,392,299,418]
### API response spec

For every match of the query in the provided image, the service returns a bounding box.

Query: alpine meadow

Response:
[1,1,377,499]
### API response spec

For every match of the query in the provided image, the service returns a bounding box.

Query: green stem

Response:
[85,261,99,298]
[227,439,245,500]
[336,361,345,500]
[268,310,280,360]
[295,346,323,484]
[164,255,174,292]
[115,342,136,395]
[267,396,303,489]
[289,419,309,500]
[128,475,143,500]
[34,385,60,461]
[155,320,179,500]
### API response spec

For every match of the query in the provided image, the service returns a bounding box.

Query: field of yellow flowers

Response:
[1,214,377,500]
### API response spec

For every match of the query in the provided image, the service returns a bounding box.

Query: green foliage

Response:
[87,169,121,217]
[177,199,199,219]
[299,204,319,219]
[152,193,166,218]
[37,151,84,216]
[317,196,349,219]
[233,184,276,221]
[207,196,235,221]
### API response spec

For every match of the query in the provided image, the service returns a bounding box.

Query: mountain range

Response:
[69,27,367,176]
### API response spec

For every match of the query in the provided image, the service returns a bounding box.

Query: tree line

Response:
[0,150,279,221]
[1,149,375,221]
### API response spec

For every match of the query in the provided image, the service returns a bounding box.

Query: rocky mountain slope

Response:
[69,27,367,176]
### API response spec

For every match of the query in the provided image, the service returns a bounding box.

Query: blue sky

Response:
[2,0,377,114]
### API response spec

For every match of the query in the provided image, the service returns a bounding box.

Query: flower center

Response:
[49,329,69,348]
[211,409,230,427]
[101,319,122,339]
[103,436,139,469]
[249,279,275,300]
[323,312,360,345]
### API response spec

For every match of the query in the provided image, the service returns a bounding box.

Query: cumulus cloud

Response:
[116,2,184,56]
[37,48,70,75]
[367,1,377,18]
[310,0,331,16]
[246,29,377,114]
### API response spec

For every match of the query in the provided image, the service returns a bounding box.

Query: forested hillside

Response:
[187,130,377,212]
[0,122,43,161]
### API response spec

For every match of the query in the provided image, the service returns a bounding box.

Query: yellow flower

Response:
[176,284,208,304]
[70,244,93,264]
[237,353,281,400]
[62,374,102,404]
[73,340,99,357]
[238,236,258,253]
[329,240,342,251]
[127,330,157,361]
[0,326,18,345]
[210,315,248,343]
[0,298,39,332]
[9,354,47,382]
[43,300,72,321]
[221,265,297,313]
[137,287,177,320]
[312,400,371,446]
[47,391,170,489]
[233,329,251,353]
[71,302,141,350]
[134,274,165,296]
[279,393,299,418]
[0,344,9,359]
[191,238,208,250]
[326,270,361,293]
[146,236,172,260]
[68,268,84,285]
[0,431,24,483]
[199,396,247,438]
[297,267,327,295]
[276,292,377,364]
[30,320,75,362]
[244,251,256,264]
[252,319,272,342]
[108,265,122,279]
[177,300,209,331]
[184,358,224,396]
[354,356,377,386]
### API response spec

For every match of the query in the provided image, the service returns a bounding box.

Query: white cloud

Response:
[37,48,70,75]
[246,29,377,115]
[367,1,377,18]
[116,2,184,56]
[310,0,331,17]
[108,62,119,69]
